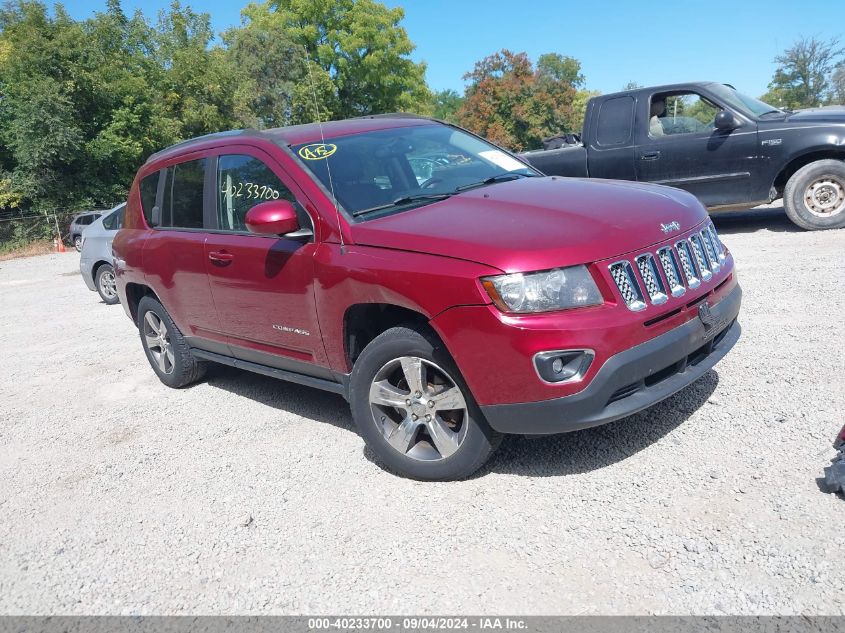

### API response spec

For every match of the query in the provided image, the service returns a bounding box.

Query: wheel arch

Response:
[772,149,845,196]
[343,303,434,371]
[124,282,161,323]
[91,259,112,284]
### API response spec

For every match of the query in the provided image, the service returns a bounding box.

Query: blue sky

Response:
[66,0,844,99]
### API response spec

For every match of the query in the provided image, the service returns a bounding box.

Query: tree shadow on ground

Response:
[204,362,718,480]
[479,369,719,478]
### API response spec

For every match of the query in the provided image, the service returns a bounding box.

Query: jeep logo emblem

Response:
[660,221,681,234]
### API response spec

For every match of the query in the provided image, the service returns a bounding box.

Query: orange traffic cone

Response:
[58,239,66,253]
[54,237,66,253]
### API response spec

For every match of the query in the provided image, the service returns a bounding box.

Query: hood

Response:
[351,177,707,272]
[784,105,845,123]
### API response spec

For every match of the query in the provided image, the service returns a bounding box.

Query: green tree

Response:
[456,49,580,151]
[830,63,845,104]
[243,0,431,118]
[762,36,844,108]
[430,89,463,123]
[536,53,584,88]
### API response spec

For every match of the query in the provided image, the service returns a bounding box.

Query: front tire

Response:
[95,264,119,305]
[349,325,501,480]
[137,296,206,388]
[783,159,845,230]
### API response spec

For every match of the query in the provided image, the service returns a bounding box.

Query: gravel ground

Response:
[0,206,843,615]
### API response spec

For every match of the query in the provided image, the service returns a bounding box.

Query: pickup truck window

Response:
[291,125,537,219]
[596,96,634,146]
[649,92,719,137]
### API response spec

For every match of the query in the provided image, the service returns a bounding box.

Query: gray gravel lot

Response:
[0,206,843,615]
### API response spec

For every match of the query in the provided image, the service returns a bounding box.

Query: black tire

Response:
[94,263,120,305]
[349,324,502,481]
[783,159,845,230]
[137,295,206,388]
[73,235,83,251]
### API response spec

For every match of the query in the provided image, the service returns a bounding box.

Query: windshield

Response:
[291,124,539,219]
[708,83,783,118]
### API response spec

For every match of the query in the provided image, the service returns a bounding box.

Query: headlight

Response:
[482,265,603,313]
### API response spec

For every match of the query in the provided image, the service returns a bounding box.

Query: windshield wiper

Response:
[454,172,536,192]
[352,193,454,217]
[759,109,785,117]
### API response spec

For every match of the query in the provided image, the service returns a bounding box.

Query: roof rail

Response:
[146,129,260,163]
[353,112,433,120]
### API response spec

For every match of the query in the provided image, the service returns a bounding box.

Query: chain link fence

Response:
[0,209,90,252]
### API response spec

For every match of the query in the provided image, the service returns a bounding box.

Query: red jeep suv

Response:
[113,116,741,480]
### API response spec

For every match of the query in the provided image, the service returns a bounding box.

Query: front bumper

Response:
[480,284,742,435]
[79,258,96,291]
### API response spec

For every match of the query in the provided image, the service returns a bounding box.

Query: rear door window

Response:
[160,159,206,229]
[595,96,634,147]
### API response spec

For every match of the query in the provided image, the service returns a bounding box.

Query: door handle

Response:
[640,151,661,161]
[208,250,234,265]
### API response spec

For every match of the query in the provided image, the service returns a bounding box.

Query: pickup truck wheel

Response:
[137,295,206,388]
[95,264,119,305]
[783,160,845,230]
[349,325,502,481]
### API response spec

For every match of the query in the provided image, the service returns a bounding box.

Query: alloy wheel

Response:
[369,356,468,461]
[99,270,117,300]
[142,311,175,375]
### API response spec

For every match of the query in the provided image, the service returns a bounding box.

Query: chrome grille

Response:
[635,254,668,305]
[700,230,720,273]
[657,247,685,297]
[688,234,713,282]
[675,240,701,289]
[609,261,646,311]
[609,223,728,312]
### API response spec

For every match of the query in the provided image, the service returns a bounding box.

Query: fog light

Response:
[534,349,594,384]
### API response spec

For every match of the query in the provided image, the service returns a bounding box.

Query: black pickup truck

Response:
[520,82,845,230]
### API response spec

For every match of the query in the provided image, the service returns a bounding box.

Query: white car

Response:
[79,203,125,305]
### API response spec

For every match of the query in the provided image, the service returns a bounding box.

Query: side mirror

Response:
[714,110,739,131]
[150,205,161,227]
[245,200,300,236]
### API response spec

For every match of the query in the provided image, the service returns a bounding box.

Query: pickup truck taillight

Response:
[835,423,845,450]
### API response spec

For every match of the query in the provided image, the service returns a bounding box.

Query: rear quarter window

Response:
[595,96,635,147]
[139,172,159,226]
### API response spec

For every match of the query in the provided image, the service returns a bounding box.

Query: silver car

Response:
[79,203,125,305]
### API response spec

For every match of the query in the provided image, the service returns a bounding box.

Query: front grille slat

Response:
[608,223,727,312]
[688,234,713,282]
[700,229,721,273]
[635,253,668,305]
[657,247,685,297]
[675,240,701,289]
[708,224,726,262]
[609,261,646,312]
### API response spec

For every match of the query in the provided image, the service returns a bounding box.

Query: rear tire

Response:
[95,264,119,305]
[349,324,502,480]
[73,235,83,251]
[137,295,206,388]
[783,159,845,230]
